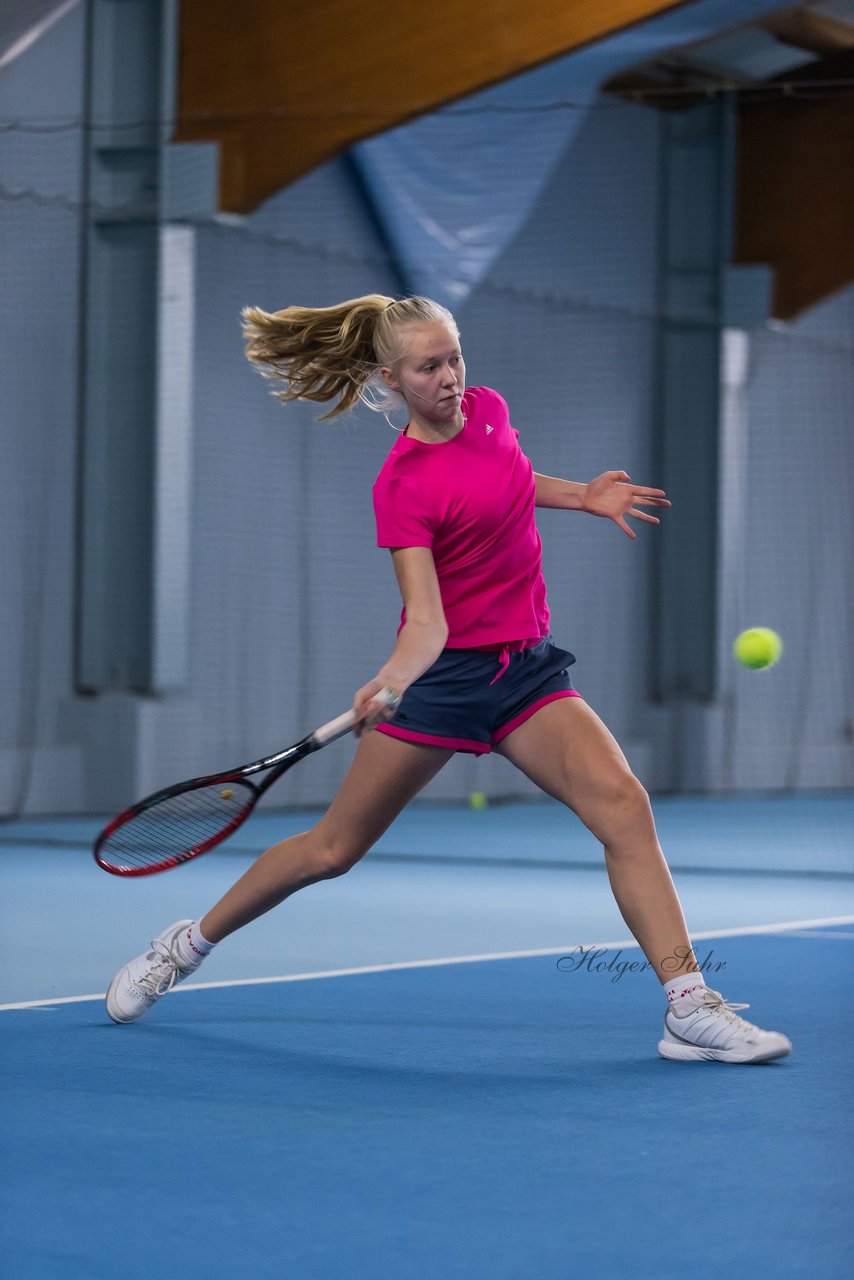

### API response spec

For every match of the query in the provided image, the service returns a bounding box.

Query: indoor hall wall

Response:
[455,98,663,799]
[175,98,665,807]
[647,285,854,794]
[0,6,87,814]
[143,160,409,807]
[458,101,854,796]
[3,12,850,815]
[714,288,854,790]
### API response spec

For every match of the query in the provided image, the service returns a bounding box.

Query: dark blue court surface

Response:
[3,928,852,1280]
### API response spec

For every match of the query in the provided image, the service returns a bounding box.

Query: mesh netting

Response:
[3,78,853,875]
[95,779,256,873]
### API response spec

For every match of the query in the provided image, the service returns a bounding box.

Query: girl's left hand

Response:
[583,471,670,539]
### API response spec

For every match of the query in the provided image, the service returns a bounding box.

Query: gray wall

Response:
[2,6,852,815]
[0,4,85,813]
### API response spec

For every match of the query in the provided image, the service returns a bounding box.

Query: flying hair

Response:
[241,294,459,420]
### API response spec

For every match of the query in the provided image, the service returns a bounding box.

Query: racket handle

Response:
[313,709,356,746]
[312,688,400,747]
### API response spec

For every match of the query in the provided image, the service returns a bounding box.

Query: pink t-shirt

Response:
[372,385,550,648]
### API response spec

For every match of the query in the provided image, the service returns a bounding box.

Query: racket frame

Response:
[93,700,390,876]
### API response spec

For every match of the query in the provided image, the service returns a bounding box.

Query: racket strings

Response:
[96,781,254,871]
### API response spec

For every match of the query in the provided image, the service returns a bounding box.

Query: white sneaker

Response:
[658,987,792,1064]
[106,920,198,1024]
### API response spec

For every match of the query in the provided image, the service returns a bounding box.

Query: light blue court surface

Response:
[2,795,853,1279]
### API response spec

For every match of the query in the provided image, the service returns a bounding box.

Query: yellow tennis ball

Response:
[220,788,234,800]
[733,628,782,670]
[469,791,488,810]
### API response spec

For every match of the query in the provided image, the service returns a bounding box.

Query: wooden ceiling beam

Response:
[735,50,854,318]
[176,0,688,212]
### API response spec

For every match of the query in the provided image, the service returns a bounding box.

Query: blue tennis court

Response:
[3,796,853,1279]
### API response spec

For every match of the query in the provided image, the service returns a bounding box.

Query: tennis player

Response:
[106,295,791,1064]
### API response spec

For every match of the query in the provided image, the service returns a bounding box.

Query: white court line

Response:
[774,929,854,940]
[2,914,853,1012]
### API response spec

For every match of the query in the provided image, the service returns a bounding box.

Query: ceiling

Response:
[605,0,854,97]
[4,0,852,315]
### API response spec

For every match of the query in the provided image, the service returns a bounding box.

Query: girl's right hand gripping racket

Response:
[93,691,399,877]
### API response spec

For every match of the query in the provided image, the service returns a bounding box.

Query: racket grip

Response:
[312,688,399,747]
[313,709,356,746]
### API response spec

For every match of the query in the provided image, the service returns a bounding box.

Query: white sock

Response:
[175,920,216,969]
[662,971,707,1013]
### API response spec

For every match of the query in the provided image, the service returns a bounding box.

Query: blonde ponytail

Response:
[241,294,458,420]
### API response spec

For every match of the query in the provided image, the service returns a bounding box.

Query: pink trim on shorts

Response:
[374,722,491,756]
[491,690,582,747]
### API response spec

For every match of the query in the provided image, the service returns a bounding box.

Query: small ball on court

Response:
[220,788,234,799]
[469,791,488,810]
[733,628,782,670]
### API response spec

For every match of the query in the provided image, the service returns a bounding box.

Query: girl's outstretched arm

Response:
[534,470,670,539]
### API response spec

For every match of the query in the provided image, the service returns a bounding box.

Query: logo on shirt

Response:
[485,424,493,435]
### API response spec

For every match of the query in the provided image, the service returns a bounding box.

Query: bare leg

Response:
[495,697,697,982]
[201,732,453,943]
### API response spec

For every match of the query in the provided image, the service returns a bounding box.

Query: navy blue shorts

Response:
[375,635,580,756]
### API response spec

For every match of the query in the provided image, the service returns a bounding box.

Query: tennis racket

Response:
[93,690,398,877]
